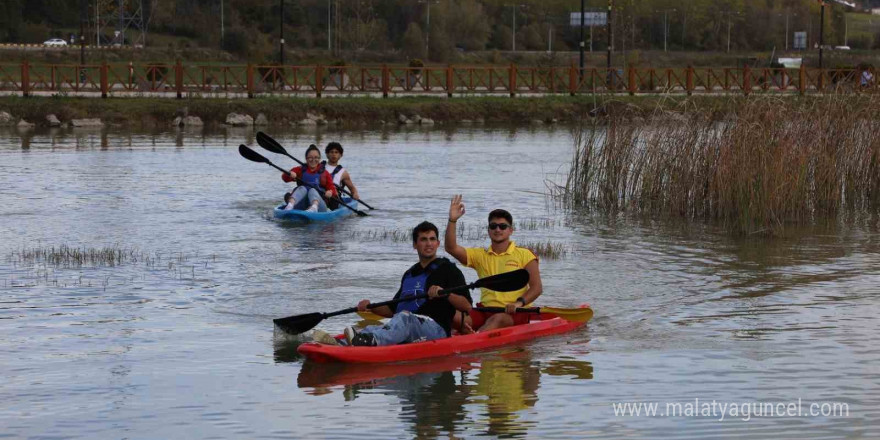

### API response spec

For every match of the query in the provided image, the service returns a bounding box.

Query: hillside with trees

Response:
[2,0,878,63]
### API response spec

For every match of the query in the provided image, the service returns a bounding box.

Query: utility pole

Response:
[682,11,687,50]
[579,0,584,71]
[80,0,86,65]
[723,11,737,53]
[327,0,331,51]
[279,0,285,64]
[659,9,676,52]
[509,4,525,52]
[426,3,431,55]
[607,0,612,72]
[819,1,824,69]
[419,1,437,58]
[785,11,789,50]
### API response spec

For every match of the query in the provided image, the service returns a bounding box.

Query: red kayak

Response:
[297,304,592,364]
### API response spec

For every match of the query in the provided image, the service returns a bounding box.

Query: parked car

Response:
[834,45,851,50]
[43,38,68,47]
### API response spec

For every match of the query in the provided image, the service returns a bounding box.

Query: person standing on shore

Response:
[444,195,542,332]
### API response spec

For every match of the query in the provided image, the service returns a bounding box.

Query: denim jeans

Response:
[290,186,328,211]
[360,311,447,346]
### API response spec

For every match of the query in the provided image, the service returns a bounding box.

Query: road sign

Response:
[570,12,607,27]
[794,31,807,50]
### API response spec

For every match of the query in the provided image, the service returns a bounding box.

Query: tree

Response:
[449,0,491,50]
[0,0,23,42]
[402,22,426,59]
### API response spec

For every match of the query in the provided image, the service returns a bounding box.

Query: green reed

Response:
[554,95,880,235]
[347,224,569,259]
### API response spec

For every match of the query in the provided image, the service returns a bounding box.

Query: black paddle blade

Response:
[273,312,325,335]
[239,144,269,163]
[474,269,530,292]
[256,131,287,155]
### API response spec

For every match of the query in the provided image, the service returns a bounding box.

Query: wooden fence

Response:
[0,62,876,98]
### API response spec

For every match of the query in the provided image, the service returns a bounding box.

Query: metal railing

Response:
[0,62,876,98]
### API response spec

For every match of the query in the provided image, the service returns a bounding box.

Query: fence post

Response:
[569,65,576,96]
[743,65,751,96]
[799,65,806,96]
[686,67,694,96]
[628,67,636,96]
[382,64,389,98]
[446,65,453,98]
[509,64,516,98]
[316,65,323,98]
[818,67,825,92]
[247,64,254,98]
[21,61,30,97]
[100,62,108,98]
[175,60,183,99]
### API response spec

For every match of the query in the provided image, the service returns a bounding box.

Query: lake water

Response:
[1,124,878,439]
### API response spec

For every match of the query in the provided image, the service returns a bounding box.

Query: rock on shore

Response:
[71,118,104,127]
[0,111,13,126]
[225,113,253,126]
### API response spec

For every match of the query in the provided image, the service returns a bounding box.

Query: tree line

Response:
[1,0,875,62]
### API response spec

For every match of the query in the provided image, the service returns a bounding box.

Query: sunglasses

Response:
[488,223,511,230]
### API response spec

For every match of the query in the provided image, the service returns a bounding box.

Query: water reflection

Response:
[293,348,593,439]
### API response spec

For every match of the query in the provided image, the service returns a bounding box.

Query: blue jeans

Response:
[290,186,328,211]
[360,311,447,346]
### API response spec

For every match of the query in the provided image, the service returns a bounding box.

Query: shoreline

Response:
[0,94,806,129]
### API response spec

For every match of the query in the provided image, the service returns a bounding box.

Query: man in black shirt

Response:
[344,221,472,346]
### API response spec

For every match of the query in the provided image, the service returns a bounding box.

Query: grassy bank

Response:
[0,94,815,128]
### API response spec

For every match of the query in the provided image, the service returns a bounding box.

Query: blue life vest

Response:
[395,261,441,314]
[300,165,325,191]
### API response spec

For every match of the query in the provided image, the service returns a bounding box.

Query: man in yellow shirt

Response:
[444,194,543,331]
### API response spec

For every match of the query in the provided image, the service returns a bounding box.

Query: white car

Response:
[43,38,68,47]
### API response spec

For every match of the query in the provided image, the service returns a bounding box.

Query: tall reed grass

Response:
[346,224,570,259]
[554,96,880,235]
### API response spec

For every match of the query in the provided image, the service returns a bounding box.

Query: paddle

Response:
[273,269,530,335]
[472,305,594,323]
[238,144,368,217]
[359,305,594,323]
[255,131,375,210]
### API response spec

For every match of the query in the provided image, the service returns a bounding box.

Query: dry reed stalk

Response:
[557,95,880,235]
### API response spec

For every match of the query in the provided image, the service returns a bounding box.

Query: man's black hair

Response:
[325,142,343,155]
[412,221,439,244]
[487,209,513,226]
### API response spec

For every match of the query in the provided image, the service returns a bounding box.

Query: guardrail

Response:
[0,61,876,98]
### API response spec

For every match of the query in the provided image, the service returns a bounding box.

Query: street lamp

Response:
[818,0,856,69]
[279,0,285,64]
[721,11,739,53]
[507,4,526,52]
[418,0,439,57]
[655,9,676,52]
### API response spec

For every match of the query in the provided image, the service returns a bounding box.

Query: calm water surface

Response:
[1,124,878,439]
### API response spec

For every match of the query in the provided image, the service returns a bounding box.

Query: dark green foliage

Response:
[0,0,870,61]
[222,29,249,56]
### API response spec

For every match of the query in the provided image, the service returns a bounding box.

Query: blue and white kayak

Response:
[273,197,358,222]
